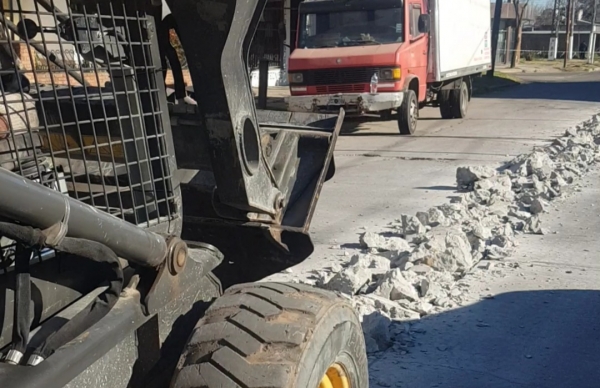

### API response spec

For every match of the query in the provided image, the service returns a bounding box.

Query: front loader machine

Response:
[0,0,368,387]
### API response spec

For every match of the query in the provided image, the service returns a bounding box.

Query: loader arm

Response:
[167,0,343,275]
[171,0,280,217]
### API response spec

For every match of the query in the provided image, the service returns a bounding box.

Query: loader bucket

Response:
[171,109,343,285]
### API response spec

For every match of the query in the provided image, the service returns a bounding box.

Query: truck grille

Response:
[0,0,179,229]
[316,84,369,94]
[305,67,379,86]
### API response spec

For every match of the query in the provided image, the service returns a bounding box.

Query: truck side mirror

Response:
[418,14,431,34]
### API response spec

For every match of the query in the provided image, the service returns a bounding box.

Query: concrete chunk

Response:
[359,232,411,252]
[415,211,430,227]
[374,269,420,302]
[427,207,448,226]
[523,215,545,235]
[456,166,496,190]
[530,198,545,215]
[401,214,426,235]
[362,312,392,353]
[324,265,371,295]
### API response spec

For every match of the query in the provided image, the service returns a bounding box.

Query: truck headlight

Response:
[379,68,402,81]
[288,72,304,84]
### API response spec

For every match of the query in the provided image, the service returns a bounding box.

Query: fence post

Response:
[257,59,269,109]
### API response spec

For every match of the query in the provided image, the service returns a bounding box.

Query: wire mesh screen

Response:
[0,0,177,231]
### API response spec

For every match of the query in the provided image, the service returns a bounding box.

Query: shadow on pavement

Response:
[369,289,600,388]
[414,185,457,191]
[478,81,600,103]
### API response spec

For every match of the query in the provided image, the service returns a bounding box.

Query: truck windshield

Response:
[298,8,404,49]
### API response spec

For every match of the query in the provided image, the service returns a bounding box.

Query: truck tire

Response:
[450,80,469,119]
[170,282,369,388]
[438,90,454,119]
[397,90,418,135]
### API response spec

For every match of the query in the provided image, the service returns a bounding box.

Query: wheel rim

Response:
[410,98,418,129]
[319,363,351,388]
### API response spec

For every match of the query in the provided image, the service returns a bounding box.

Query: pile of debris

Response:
[306,114,600,353]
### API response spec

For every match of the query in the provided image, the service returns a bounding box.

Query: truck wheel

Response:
[398,90,418,135]
[450,80,469,119]
[439,90,454,119]
[170,282,369,388]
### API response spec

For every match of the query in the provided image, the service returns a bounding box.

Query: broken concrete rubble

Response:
[300,114,600,353]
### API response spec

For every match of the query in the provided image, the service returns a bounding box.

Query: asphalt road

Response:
[289,71,600,269]
[266,70,600,387]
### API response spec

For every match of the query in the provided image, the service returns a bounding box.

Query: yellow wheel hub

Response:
[319,363,350,388]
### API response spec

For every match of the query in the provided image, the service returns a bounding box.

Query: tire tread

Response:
[172,283,349,388]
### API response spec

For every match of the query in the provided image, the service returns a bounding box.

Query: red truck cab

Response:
[287,0,431,134]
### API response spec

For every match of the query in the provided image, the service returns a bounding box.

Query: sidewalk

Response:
[500,59,600,74]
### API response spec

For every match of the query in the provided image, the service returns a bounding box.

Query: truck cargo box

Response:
[428,0,492,82]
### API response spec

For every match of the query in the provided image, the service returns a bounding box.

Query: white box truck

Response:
[287,0,492,134]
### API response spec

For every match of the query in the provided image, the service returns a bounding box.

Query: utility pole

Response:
[563,0,574,67]
[555,0,561,40]
[488,0,504,77]
[550,0,561,60]
[589,0,598,63]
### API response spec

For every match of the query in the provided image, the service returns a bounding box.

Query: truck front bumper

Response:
[287,92,404,114]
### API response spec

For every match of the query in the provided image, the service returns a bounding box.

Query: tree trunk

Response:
[510,2,528,69]
[514,23,523,65]
[510,3,520,68]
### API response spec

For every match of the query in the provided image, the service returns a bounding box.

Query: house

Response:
[490,1,535,65]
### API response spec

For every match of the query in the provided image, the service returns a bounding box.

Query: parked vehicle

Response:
[287,0,492,134]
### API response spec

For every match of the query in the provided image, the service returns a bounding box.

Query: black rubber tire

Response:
[438,90,454,119]
[450,80,469,119]
[170,282,369,388]
[397,90,418,135]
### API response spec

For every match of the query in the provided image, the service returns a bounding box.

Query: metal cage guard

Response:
[0,0,178,266]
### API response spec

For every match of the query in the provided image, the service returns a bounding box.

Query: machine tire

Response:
[397,89,418,135]
[450,80,469,119]
[438,90,454,119]
[170,282,369,388]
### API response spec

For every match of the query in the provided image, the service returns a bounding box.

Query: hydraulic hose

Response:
[3,244,32,365]
[0,221,124,364]
[0,167,168,267]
